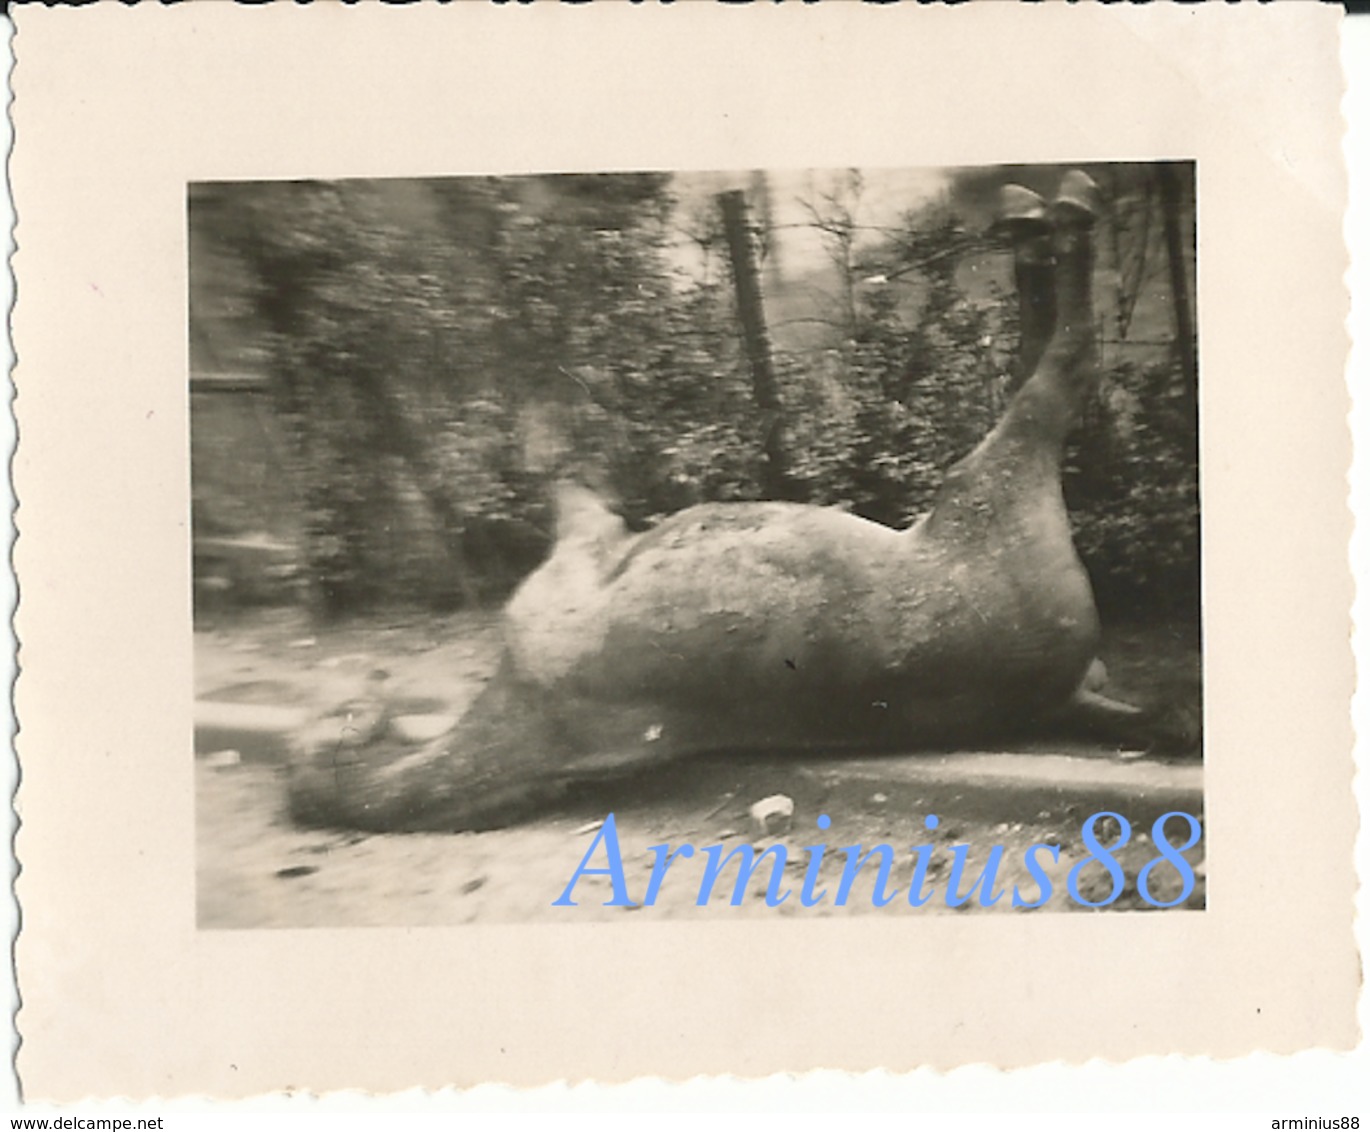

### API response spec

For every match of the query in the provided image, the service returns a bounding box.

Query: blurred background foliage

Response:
[189,164,1198,625]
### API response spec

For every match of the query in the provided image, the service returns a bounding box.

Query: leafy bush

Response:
[1065,359,1201,619]
[196,175,1198,624]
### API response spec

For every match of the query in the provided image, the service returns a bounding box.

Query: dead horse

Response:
[288,169,1146,832]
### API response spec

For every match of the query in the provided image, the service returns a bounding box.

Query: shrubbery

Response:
[194,173,1198,623]
[1065,359,1201,619]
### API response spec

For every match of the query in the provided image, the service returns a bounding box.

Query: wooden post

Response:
[718,189,793,500]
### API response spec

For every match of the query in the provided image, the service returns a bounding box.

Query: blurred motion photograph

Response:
[190,163,1202,927]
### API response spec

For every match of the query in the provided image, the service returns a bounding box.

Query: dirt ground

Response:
[195,608,1205,928]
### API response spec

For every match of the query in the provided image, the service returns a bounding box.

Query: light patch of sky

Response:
[665,166,952,283]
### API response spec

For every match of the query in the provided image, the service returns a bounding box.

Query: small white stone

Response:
[205,748,241,768]
[389,714,458,744]
[749,794,795,836]
[644,723,664,742]
[573,820,605,836]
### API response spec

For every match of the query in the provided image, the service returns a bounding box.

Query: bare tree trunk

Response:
[1157,163,1198,434]
[718,189,793,500]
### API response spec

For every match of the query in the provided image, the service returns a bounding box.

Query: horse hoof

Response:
[1053,170,1101,224]
[991,184,1052,242]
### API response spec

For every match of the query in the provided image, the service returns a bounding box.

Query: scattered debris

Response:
[460,876,487,896]
[275,865,319,879]
[288,637,317,649]
[702,792,735,821]
[871,792,888,805]
[573,819,605,836]
[749,794,794,837]
[1093,815,1124,841]
[204,748,241,769]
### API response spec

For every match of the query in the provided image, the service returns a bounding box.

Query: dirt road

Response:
[195,610,1205,928]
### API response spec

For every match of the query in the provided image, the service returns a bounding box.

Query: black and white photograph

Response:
[190,163,1203,926]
